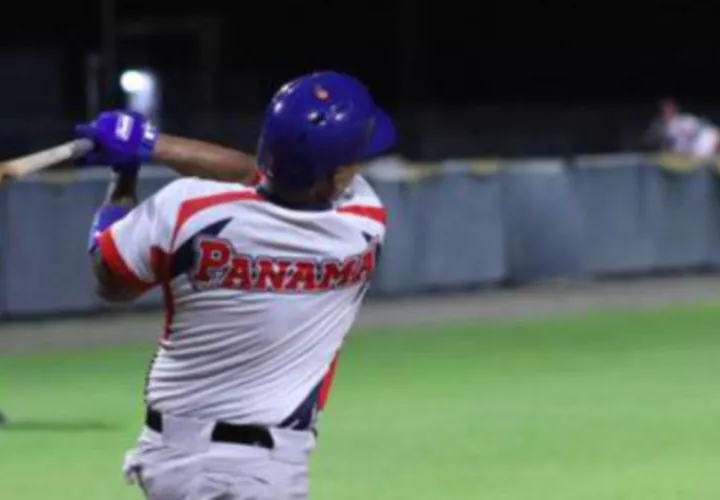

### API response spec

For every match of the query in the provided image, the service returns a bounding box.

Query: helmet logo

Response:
[314,85,330,101]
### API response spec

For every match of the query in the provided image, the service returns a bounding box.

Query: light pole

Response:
[101,0,118,109]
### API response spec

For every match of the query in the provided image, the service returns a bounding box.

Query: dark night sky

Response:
[1,0,719,109]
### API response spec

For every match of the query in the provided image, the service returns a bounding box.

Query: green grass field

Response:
[3,303,720,499]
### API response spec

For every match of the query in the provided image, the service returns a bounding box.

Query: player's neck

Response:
[256,185,332,212]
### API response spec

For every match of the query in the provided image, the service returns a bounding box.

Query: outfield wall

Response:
[1,153,719,317]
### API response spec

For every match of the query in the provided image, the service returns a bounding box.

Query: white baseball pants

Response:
[691,129,720,161]
[123,414,315,499]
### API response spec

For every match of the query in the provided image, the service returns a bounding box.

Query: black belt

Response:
[145,408,274,450]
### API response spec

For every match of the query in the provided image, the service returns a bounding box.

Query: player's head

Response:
[659,97,678,121]
[257,71,395,204]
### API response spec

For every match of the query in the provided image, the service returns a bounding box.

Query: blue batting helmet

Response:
[257,71,396,190]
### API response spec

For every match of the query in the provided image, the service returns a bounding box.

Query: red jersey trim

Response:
[318,354,340,410]
[171,191,263,246]
[337,205,387,225]
[97,229,155,293]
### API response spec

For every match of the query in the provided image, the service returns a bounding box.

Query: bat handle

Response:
[72,138,95,158]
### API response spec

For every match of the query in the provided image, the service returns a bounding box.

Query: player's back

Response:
[110,176,385,427]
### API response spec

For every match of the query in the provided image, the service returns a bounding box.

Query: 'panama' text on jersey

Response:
[191,236,378,293]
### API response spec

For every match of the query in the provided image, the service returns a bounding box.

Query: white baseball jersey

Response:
[97,174,386,429]
[661,114,719,160]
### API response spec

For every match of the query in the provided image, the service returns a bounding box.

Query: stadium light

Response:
[120,69,153,93]
[119,69,161,125]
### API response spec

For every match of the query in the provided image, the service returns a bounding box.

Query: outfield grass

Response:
[2,304,720,499]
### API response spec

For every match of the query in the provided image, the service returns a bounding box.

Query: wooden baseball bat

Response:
[0,138,94,185]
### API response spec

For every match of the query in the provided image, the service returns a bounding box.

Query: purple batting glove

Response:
[75,111,159,172]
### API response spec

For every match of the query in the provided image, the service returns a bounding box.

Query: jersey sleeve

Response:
[96,178,192,291]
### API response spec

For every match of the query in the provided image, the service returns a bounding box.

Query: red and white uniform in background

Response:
[662,113,720,160]
[97,174,385,427]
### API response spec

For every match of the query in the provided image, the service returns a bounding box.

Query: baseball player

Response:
[77,71,394,499]
[645,97,720,161]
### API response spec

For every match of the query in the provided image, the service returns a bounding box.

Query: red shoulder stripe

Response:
[97,230,154,293]
[337,205,386,225]
[171,191,262,246]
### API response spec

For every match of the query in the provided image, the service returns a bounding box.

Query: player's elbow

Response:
[95,282,139,303]
[92,256,143,303]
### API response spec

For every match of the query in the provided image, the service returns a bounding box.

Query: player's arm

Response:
[152,134,261,185]
[88,168,146,302]
[88,161,184,303]
[77,111,261,185]
[93,250,141,303]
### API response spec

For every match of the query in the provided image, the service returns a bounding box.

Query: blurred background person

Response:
[645,97,720,161]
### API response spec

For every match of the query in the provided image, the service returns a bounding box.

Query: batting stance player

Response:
[77,71,394,499]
